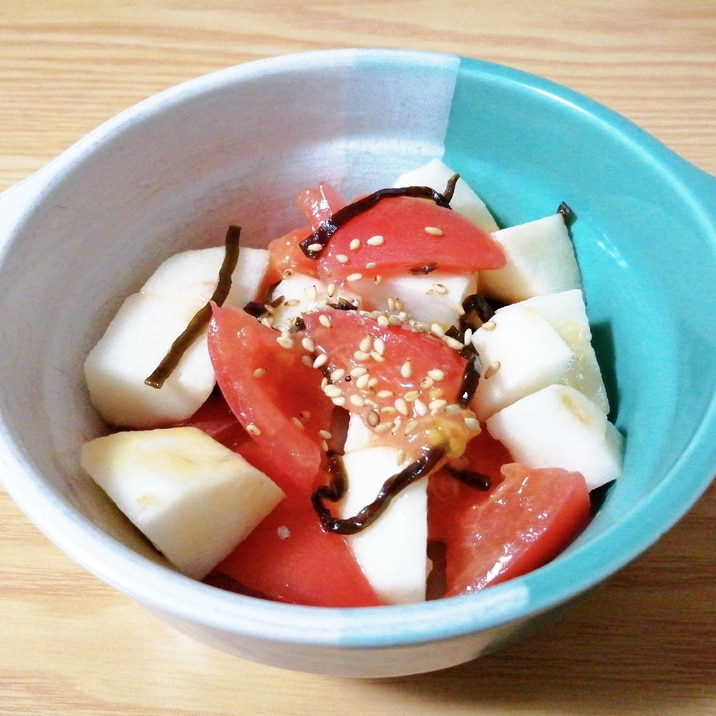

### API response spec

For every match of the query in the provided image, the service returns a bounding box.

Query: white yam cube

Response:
[471,302,574,420]
[80,427,285,579]
[523,289,610,414]
[480,213,581,303]
[393,158,499,232]
[339,446,428,604]
[84,293,215,428]
[486,384,623,491]
[141,245,269,309]
[365,271,478,329]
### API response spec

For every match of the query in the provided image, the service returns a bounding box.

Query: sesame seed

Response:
[323,384,343,398]
[359,335,373,353]
[373,337,386,356]
[299,410,311,419]
[419,376,434,389]
[373,421,394,434]
[400,360,413,378]
[335,254,349,264]
[464,417,481,431]
[414,399,428,416]
[432,283,448,295]
[370,351,385,362]
[246,424,261,436]
[276,335,294,349]
[301,336,316,352]
[430,323,445,337]
[374,275,383,284]
[284,298,301,307]
[404,390,420,402]
[404,419,419,435]
[484,361,501,379]
[366,235,384,246]
[427,368,446,381]
[443,335,465,351]
[388,314,404,326]
[367,377,379,388]
[350,366,368,377]
[377,389,394,399]
[481,320,497,331]
[291,416,306,430]
[305,285,319,302]
[349,238,361,251]
[277,525,291,540]
[366,261,377,269]
[377,315,390,327]
[332,396,346,406]
[397,450,407,465]
[318,430,333,440]
[307,243,323,253]
[429,398,448,411]
[424,226,444,236]
[327,282,337,298]
[380,405,397,414]
[355,373,371,390]
[282,268,294,280]
[366,410,380,427]
[252,367,266,378]
[318,314,332,328]
[353,350,370,361]
[394,398,409,416]
[349,394,366,408]
[330,368,346,382]
[445,403,461,415]
[313,353,329,369]
[463,327,474,344]
[346,272,364,282]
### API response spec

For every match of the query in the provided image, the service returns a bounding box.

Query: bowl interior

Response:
[1,49,715,646]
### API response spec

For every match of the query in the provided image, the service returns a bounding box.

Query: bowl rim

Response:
[1,47,715,651]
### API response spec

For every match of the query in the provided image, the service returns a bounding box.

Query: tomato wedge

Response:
[316,195,505,281]
[207,303,334,496]
[265,226,319,286]
[429,460,591,597]
[295,181,344,232]
[302,308,475,457]
[210,497,383,607]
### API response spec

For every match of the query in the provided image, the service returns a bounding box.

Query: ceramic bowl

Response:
[0,49,714,678]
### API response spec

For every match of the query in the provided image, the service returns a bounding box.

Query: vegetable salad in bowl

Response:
[80,158,622,607]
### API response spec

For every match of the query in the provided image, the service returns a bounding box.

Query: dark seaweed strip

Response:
[298,176,459,259]
[443,464,492,491]
[557,201,575,224]
[144,225,242,389]
[312,446,447,535]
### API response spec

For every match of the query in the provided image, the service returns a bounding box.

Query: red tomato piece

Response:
[302,308,473,456]
[265,226,319,286]
[210,497,383,607]
[207,303,334,496]
[316,195,505,281]
[429,460,591,598]
[295,181,345,232]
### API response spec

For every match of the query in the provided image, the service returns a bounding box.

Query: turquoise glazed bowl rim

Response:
[0,48,714,676]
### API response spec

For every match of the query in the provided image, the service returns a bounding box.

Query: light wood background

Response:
[1,2,714,714]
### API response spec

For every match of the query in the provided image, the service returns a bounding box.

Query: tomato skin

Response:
[302,308,473,456]
[295,181,344,232]
[316,195,505,281]
[265,227,319,286]
[211,496,383,607]
[429,458,591,598]
[207,303,334,497]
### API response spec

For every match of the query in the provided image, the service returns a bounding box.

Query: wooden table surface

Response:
[1,2,714,714]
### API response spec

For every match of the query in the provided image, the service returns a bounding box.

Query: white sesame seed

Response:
[246,424,261,436]
[283,298,301,307]
[355,373,371,390]
[377,315,390,327]
[397,449,407,465]
[433,283,448,295]
[424,226,444,236]
[323,384,343,398]
[353,350,370,361]
[305,285,319,302]
[430,323,445,337]
[377,389,394,399]
[370,351,385,362]
[484,361,501,379]
[429,398,448,411]
[335,254,349,264]
[373,337,385,356]
[404,419,419,435]
[307,243,323,253]
[367,377,379,388]
[481,320,497,331]
[366,235,384,246]
[419,376,434,389]
[291,416,306,430]
[327,282,337,298]
[276,335,294,349]
[318,314,332,328]
[330,368,346,382]
[374,275,383,284]
[349,238,361,251]
[443,335,465,351]
[400,360,413,378]
[332,396,346,406]
[394,398,409,416]
[319,430,333,440]
[464,417,481,431]
[463,327,474,344]
[350,366,368,377]
[388,314,404,326]
[349,394,366,408]
[414,399,428,416]
[346,273,364,282]
[427,368,446,381]
[277,525,291,540]
[252,367,266,378]
[373,421,394,434]
[365,261,377,269]
[313,353,329,369]
[359,335,373,353]
[282,268,294,280]
[404,390,420,402]
[366,410,380,427]
[301,336,316,352]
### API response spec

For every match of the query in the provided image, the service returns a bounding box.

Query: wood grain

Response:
[1,2,714,714]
